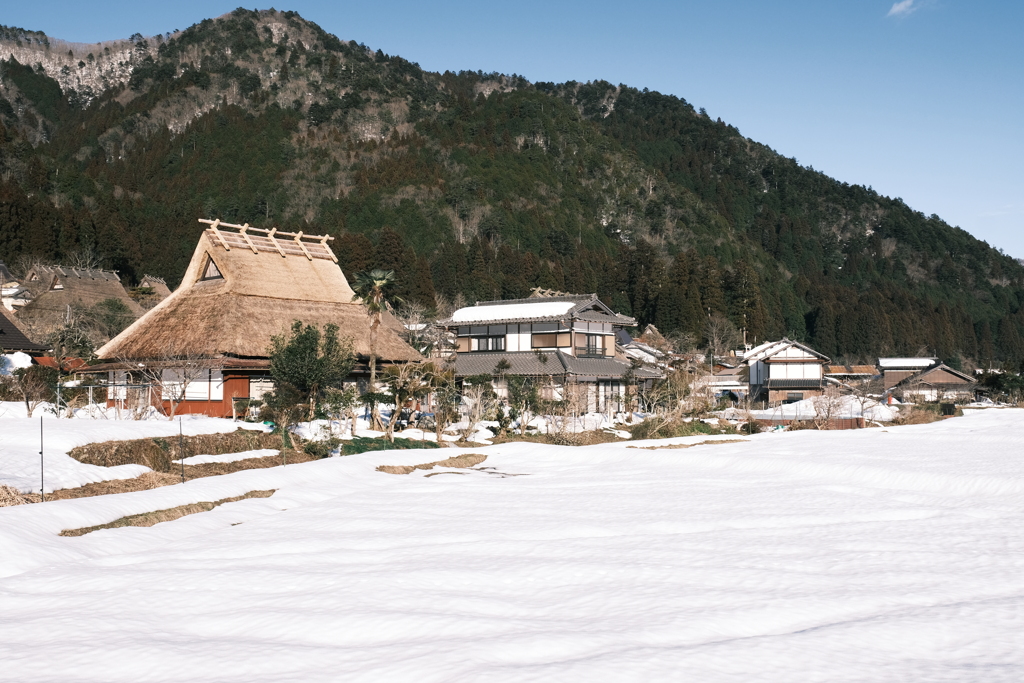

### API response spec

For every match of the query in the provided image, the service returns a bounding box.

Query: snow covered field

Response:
[2,409,1023,681]
[0,404,267,493]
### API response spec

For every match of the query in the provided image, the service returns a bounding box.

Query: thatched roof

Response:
[97,222,422,364]
[138,275,172,299]
[15,265,144,341]
[132,275,173,311]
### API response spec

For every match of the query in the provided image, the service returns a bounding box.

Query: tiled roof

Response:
[893,364,976,387]
[766,378,825,389]
[0,309,47,352]
[453,351,652,380]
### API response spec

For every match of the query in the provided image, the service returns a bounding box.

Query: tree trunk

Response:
[369,320,385,431]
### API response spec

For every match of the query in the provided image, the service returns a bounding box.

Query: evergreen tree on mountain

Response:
[0,9,1022,364]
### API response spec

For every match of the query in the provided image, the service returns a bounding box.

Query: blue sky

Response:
[6,1,1023,256]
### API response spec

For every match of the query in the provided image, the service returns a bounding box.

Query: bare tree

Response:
[10,366,53,418]
[394,301,451,358]
[434,292,467,321]
[703,313,741,361]
[849,376,884,424]
[549,380,588,445]
[323,385,360,437]
[380,361,430,442]
[65,248,103,270]
[120,343,221,420]
[666,331,698,355]
[811,385,843,430]
[424,362,460,444]
[460,382,496,442]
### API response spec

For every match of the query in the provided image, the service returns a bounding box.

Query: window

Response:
[201,256,223,281]
[532,333,557,348]
[474,336,505,351]
[785,392,804,403]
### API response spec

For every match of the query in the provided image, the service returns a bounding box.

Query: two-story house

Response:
[442,292,657,413]
[743,338,831,404]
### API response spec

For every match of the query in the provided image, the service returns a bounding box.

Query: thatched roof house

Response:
[133,275,172,309]
[95,220,421,417]
[15,265,144,342]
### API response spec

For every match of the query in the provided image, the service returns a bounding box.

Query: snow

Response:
[1,351,33,375]
[450,300,575,323]
[0,404,268,493]
[878,357,936,368]
[747,395,901,422]
[174,449,279,465]
[2,409,1024,680]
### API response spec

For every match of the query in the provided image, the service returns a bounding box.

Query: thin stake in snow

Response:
[179,418,185,485]
[39,416,44,503]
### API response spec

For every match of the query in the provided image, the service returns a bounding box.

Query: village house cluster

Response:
[1,220,983,422]
[708,340,976,406]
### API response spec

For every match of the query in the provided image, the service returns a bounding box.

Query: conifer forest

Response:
[2,9,1023,367]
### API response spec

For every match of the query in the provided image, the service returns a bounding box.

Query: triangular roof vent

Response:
[202,257,223,281]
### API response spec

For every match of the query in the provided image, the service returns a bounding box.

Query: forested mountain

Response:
[2,9,1022,367]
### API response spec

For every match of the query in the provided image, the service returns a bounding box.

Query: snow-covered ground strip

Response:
[0,404,269,493]
[746,395,900,422]
[173,449,280,465]
[2,409,1023,680]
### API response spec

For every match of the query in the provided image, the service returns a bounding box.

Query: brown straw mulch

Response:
[377,453,488,475]
[59,489,276,537]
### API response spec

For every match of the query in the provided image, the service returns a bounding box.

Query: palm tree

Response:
[351,268,397,430]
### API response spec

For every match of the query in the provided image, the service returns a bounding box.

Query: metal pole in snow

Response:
[179,417,185,484]
[39,416,44,502]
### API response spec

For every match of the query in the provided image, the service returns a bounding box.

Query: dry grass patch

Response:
[0,484,29,507]
[24,451,317,504]
[627,439,750,450]
[377,453,487,475]
[486,431,625,447]
[69,429,287,472]
[59,489,276,537]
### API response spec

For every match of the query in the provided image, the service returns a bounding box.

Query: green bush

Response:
[303,437,342,459]
[340,436,439,455]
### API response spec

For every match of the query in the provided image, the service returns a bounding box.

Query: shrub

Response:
[340,436,439,455]
[627,418,721,440]
[303,437,342,459]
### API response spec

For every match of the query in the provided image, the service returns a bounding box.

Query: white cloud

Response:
[887,0,917,17]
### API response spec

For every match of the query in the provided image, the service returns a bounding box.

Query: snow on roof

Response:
[878,358,937,369]
[450,300,576,324]
[742,338,829,363]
